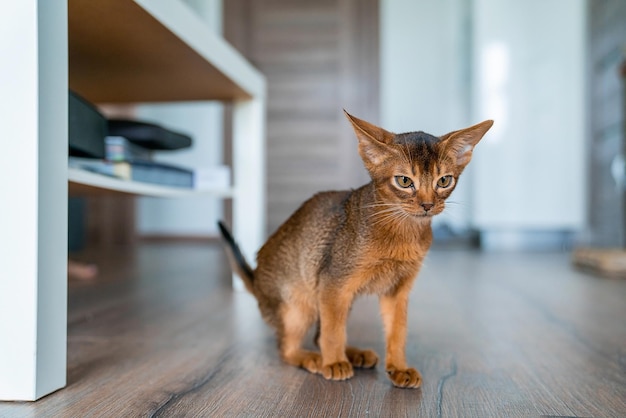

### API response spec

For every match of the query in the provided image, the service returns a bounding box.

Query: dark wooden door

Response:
[225,0,379,234]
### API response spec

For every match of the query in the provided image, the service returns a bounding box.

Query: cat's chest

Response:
[353,231,430,294]
[355,256,421,295]
[367,225,432,261]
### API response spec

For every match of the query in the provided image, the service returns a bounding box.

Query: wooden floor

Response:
[2,243,625,417]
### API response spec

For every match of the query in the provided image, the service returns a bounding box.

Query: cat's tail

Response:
[217,221,255,293]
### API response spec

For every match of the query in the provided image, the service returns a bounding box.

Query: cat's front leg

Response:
[379,278,422,389]
[318,290,354,381]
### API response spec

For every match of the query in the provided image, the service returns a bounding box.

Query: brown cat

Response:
[218,111,493,388]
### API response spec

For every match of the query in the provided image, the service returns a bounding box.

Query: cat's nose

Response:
[421,203,434,212]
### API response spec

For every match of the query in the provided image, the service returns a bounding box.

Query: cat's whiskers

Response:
[439,204,469,223]
[369,207,405,228]
[368,204,421,229]
[362,202,399,210]
[445,200,469,208]
[441,201,471,218]
[365,206,401,228]
[369,207,402,220]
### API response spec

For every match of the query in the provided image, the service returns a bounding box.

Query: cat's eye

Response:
[395,176,414,188]
[437,175,453,188]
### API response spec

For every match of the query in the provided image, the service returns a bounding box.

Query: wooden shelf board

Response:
[69,167,234,198]
[68,0,265,103]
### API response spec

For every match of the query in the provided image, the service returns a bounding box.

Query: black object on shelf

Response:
[108,119,193,151]
[69,91,107,158]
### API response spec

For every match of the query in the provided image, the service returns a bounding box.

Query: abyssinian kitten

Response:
[218,111,493,388]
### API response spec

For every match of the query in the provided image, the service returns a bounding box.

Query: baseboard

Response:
[479,230,577,252]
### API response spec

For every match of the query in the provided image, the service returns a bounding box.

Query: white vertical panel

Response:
[0,0,67,401]
[472,0,586,232]
[232,97,266,289]
[0,1,39,400]
[380,0,473,229]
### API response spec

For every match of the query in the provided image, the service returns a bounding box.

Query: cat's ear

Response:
[344,110,395,167]
[441,120,493,168]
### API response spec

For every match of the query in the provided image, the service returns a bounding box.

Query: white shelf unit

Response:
[0,0,265,401]
[72,0,267,278]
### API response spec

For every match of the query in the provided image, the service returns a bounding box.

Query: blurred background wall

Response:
[471,0,586,250]
[101,0,624,251]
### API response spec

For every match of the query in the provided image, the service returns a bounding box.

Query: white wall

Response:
[136,102,224,236]
[381,0,474,230]
[381,0,587,246]
[137,0,224,237]
[471,0,586,248]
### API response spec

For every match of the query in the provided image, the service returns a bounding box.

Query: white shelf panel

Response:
[68,167,234,198]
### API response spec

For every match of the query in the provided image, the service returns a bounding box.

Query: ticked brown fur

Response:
[219,111,493,388]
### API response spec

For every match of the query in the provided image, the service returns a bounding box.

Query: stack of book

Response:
[70,153,196,189]
[70,133,231,190]
[70,119,197,189]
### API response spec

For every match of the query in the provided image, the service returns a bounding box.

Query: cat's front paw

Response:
[386,367,422,389]
[321,361,354,381]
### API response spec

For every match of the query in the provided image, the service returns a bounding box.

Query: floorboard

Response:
[1,243,625,417]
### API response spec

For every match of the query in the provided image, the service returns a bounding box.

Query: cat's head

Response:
[345,111,493,220]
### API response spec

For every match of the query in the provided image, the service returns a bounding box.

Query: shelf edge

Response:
[68,167,234,198]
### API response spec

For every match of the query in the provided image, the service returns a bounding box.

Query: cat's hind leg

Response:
[278,302,322,374]
[345,346,378,368]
